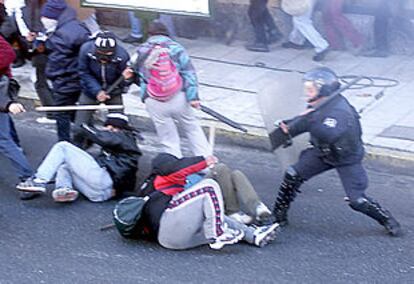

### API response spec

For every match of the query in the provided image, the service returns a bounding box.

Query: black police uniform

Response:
[273,92,401,236]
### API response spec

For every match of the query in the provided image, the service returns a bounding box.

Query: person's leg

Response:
[261,0,282,41]
[32,53,55,120]
[72,93,96,147]
[8,116,20,147]
[291,0,329,53]
[171,93,212,157]
[82,13,101,36]
[145,97,183,158]
[373,0,390,54]
[327,0,363,48]
[337,163,401,236]
[273,148,333,225]
[53,92,80,142]
[246,0,270,51]
[128,11,143,38]
[206,163,240,215]
[158,179,226,249]
[321,0,344,49]
[231,169,264,216]
[0,113,33,180]
[106,94,124,112]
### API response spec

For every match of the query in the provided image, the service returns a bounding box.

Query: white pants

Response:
[145,92,212,158]
[288,0,329,53]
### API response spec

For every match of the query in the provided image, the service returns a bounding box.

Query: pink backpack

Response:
[145,44,183,101]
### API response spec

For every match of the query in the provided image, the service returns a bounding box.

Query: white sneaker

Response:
[209,227,244,250]
[255,202,272,224]
[253,223,280,247]
[36,117,56,124]
[229,211,254,225]
[52,187,79,203]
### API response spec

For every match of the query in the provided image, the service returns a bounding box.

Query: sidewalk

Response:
[14,29,414,162]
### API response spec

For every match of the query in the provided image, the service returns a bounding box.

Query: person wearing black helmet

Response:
[272,67,401,237]
[73,30,131,148]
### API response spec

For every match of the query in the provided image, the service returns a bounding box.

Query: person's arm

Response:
[14,5,30,38]
[164,156,214,183]
[175,44,199,102]
[78,44,103,100]
[310,110,350,144]
[78,124,124,149]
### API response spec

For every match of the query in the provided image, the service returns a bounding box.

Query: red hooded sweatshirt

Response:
[0,35,16,78]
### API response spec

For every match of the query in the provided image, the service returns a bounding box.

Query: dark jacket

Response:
[45,7,89,94]
[288,95,364,166]
[140,154,208,237]
[0,35,16,112]
[78,41,130,100]
[0,35,15,78]
[79,125,142,196]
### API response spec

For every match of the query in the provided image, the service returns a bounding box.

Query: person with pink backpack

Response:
[125,20,211,158]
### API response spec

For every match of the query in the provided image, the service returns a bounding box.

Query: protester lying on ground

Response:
[73,31,130,148]
[136,153,279,250]
[40,0,90,142]
[185,163,273,225]
[0,34,39,200]
[123,20,212,158]
[16,113,142,203]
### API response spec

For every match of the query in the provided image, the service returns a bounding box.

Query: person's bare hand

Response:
[8,103,26,114]
[122,67,135,80]
[190,100,201,109]
[96,91,111,102]
[300,108,315,116]
[279,121,289,134]
[25,32,37,42]
[205,155,218,166]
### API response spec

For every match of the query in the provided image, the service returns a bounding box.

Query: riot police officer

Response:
[272,67,401,236]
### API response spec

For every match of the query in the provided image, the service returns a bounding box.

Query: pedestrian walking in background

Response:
[245,0,283,52]
[281,0,330,61]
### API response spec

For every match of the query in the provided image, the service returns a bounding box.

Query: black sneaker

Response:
[245,42,270,52]
[122,35,143,44]
[313,47,330,62]
[281,41,306,50]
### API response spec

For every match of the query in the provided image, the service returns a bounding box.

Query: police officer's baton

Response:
[269,76,364,151]
[200,105,248,133]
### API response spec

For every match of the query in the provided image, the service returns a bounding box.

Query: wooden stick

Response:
[36,104,124,112]
[209,125,216,152]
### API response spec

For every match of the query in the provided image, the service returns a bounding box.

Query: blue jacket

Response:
[78,41,130,100]
[45,7,90,94]
[134,35,199,102]
[288,95,364,166]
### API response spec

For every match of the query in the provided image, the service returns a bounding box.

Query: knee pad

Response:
[349,197,370,212]
[284,166,303,184]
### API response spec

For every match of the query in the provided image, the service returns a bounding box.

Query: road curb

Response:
[22,96,414,167]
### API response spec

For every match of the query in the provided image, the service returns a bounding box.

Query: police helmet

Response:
[303,67,340,98]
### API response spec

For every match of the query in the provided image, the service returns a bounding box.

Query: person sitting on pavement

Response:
[123,20,212,159]
[138,153,279,250]
[281,0,330,61]
[0,34,39,200]
[16,113,142,203]
[186,163,274,225]
[73,30,130,149]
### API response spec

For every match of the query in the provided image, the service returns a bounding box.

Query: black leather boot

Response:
[349,197,401,236]
[273,167,303,226]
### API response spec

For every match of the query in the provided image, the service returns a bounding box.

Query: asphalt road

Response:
[0,113,413,283]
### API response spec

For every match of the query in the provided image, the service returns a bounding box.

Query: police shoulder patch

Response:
[323,117,337,128]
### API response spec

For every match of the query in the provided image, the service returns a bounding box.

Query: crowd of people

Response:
[0,0,402,251]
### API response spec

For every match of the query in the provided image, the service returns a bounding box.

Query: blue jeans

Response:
[36,141,113,202]
[128,11,142,38]
[0,113,33,180]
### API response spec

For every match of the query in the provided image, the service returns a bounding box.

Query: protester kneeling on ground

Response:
[16,113,142,203]
[137,153,279,250]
